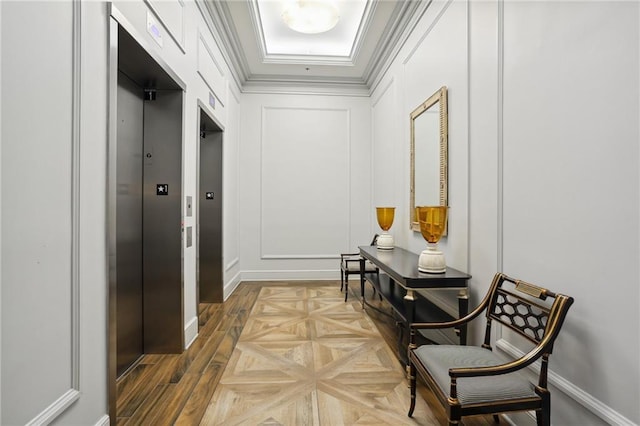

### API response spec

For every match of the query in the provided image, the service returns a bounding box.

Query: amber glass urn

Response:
[416,206,448,273]
[376,207,395,250]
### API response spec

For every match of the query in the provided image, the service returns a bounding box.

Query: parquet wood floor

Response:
[115,281,498,426]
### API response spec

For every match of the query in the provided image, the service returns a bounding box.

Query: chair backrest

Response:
[481,273,574,352]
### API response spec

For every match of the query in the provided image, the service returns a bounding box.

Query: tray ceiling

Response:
[202,0,429,94]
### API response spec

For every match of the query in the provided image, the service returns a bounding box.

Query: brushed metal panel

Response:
[199,125,223,303]
[143,89,184,353]
[116,72,144,377]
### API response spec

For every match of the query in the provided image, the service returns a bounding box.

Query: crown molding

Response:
[365,0,431,94]
[242,78,370,97]
[200,0,428,95]
[196,0,249,87]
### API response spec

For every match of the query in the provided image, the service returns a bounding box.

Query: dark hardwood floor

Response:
[115,280,498,425]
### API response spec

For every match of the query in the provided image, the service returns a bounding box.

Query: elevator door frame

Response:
[196,102,224,309]
[107,9,187,425]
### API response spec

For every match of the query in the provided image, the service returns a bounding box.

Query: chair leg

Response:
[536,409,550,426]
[340,269,344,292]
[536,392,550,426]
[344,275,349,302]
[407,360,417,417]
[493,414,500,423]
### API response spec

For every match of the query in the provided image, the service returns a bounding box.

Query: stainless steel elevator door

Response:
[199,125,223,303]
[142,90,184,353]
[116,72,144,377]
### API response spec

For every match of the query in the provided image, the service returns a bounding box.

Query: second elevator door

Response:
[199,116,223,303]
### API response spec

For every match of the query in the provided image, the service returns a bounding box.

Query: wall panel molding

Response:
[144,0,185,53]
[2,1,83,424]
[371,76,395,108]
[259,106,351,260]
[225,257,239,271]
[241,269,339,281]
[497,339,636,426]
[402,0,453,66]
[197,32,227,106]
[30,1,82,423]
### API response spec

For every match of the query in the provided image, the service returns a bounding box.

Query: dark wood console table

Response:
[359,245,471,364]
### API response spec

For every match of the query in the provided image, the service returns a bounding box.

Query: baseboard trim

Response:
[184,316,199,349]
[496,338,636,425]
[223,271,242,300]
[94,414,110,426]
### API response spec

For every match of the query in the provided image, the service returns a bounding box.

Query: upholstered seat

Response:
[408,272,574,426]
[413,345,536,405]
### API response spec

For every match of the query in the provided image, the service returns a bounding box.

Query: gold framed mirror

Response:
[410,86,448,232]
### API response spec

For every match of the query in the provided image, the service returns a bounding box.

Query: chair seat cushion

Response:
[413,345,537,405]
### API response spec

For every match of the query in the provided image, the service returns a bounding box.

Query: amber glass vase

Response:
[416,206,448,273]
[376,207,395,250]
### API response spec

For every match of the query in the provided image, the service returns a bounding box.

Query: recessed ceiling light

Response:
[281,0,340,34]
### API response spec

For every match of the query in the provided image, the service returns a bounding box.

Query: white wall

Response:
[372,0,470,272]
[1,2,83,424]
[1,0,241,423]
[372,0,640,424]
[239,93,372,280]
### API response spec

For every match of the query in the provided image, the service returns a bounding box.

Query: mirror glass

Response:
[410,86,448,232]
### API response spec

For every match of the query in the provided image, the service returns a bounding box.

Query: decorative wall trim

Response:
[197,32,227,107]
[70,0,81,395]
[241,269,339,282]
[497,339,637,426]
[27,2,83,424]
[241,81,370,97]
[371,76,395,108]
[225,257,239,272]
[259,106,351,260]
[94,415,110,426]
[25,390,81,426]
[365,0,428,93]
[497,0,505,275]
[494,0,505,344]
[262,254,340,260]
[184,316,199,349]
[196,0,248,86]
[402,0,452,65]
[144,0,186,53]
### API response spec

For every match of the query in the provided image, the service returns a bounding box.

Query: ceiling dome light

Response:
[282,0,340,34]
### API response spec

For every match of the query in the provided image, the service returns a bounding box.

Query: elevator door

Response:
[198,111,223,303]
[116,72,144,377]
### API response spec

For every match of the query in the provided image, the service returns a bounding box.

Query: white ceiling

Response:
[204,0,429,95]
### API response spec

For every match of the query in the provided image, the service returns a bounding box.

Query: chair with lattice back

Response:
[408,272,574,426]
